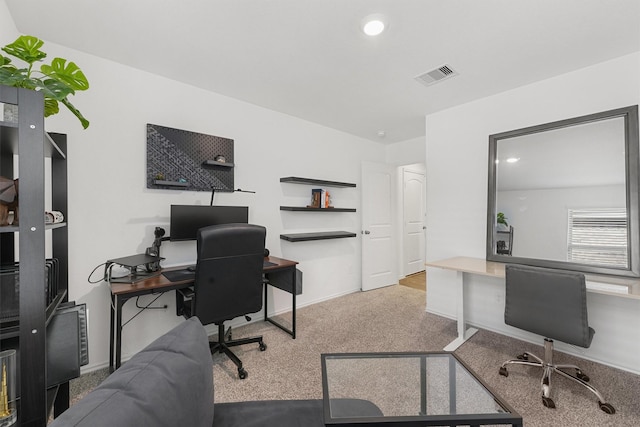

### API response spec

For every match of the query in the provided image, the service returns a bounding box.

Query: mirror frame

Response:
[487,105,640,277]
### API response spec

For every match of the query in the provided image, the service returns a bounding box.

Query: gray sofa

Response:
[50,317,380,427]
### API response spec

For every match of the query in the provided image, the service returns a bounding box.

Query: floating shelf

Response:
[280,177,356,188]
[153,179,189,187]
[203,160,234,168]
[280,206,356,212]
[280,231,357,242]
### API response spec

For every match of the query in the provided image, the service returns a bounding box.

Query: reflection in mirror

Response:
[487,105,639,277]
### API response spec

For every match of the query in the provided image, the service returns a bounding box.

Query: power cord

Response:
[122,292,168,327]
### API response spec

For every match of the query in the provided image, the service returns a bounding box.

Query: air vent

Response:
[415,65,458,87]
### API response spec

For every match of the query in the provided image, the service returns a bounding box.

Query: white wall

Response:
[385,136,425,166]
[425,52,640,373]
[1,22,388,369]
[499,184,625,260]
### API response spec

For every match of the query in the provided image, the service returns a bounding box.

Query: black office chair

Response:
[498,264,615,414]
[177,223,267,379]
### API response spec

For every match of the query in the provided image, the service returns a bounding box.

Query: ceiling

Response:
[5,0,640,144]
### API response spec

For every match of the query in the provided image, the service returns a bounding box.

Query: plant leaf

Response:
[0,54,12,66]
[1,35,47,64]
[41,58,89,91]
[61,98,90,129]
[44,98,60,117]
[41,78,75,101]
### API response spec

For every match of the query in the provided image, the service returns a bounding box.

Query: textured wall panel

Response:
[146,123,234,192]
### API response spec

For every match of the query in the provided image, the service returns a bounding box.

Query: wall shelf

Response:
[280,206,356,212]
[280,177,356,188]
[153,179,189,187]
[202,160,234,168]
[280,231,357,242]
[280,176,357,243]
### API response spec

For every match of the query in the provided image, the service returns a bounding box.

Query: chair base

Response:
[499,338,615,414]
[210,323,266,379]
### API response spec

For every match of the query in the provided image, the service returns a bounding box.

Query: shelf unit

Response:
[0,86,70,426]
[279,177,357,242]
[496,226,514,255]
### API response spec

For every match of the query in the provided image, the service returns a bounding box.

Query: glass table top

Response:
[321,352,521,427]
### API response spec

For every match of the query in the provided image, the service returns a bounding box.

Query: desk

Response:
[109,255,298,372]
[425,256,640,352]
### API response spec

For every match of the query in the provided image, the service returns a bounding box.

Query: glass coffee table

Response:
[321,352,522,427]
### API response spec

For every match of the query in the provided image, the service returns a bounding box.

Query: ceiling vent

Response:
[415,65,458,87]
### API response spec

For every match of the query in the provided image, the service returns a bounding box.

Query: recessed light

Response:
[362,14,387,36]
[506,157,520,163]
[377,130,386,138]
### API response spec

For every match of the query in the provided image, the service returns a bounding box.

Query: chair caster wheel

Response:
[238,368,248,379]
[517,353,528,361]
[259,342,267,351]
[542,396,555,409]
[599,402,615,414]
[499,367,508,377]
[576,370,590,382]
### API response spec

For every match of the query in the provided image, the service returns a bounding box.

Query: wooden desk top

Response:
[111,256,298,296]
[426,256,640,300]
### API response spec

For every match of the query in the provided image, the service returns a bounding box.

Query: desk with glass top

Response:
[321,352,522,427]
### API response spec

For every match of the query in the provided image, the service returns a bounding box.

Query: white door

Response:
[403,168,426,276]
[361,161,397,291]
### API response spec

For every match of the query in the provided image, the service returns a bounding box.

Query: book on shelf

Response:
[307,188,332,208]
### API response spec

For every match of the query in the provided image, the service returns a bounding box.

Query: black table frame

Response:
[321,352,522,427]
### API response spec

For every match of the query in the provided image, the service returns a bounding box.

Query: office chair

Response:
[498,264,615,414]
[177,223,267,379]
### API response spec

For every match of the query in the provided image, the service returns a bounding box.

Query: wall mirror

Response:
[487,105,639,277]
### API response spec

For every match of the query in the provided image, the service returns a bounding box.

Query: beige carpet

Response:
[71,285,640,427]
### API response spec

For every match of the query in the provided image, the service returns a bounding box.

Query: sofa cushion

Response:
[50,317,214,427]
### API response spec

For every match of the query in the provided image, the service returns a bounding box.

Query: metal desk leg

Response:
[264,266,296,339]
[115,295,125,370]
[264,277,269,323]
[290,266,296,339]
[109,293,116,373]
[443,271,478,351]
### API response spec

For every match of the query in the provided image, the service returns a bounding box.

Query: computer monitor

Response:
[169,205,249,241]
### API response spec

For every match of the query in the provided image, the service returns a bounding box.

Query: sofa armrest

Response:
[50,317,214,427]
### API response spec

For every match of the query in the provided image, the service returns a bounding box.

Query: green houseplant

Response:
[497,212,508,227]
[0,35,90,128]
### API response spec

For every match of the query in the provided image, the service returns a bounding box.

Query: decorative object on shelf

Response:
[0,177,18,226]
[44,210,64,224]
[307,188,332,208]
[147,123,234,192]
[0,350,17,427]
[308,188,321,208]
[214,155,226,163]
[1,103,18,124]
[0,35,90,129]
